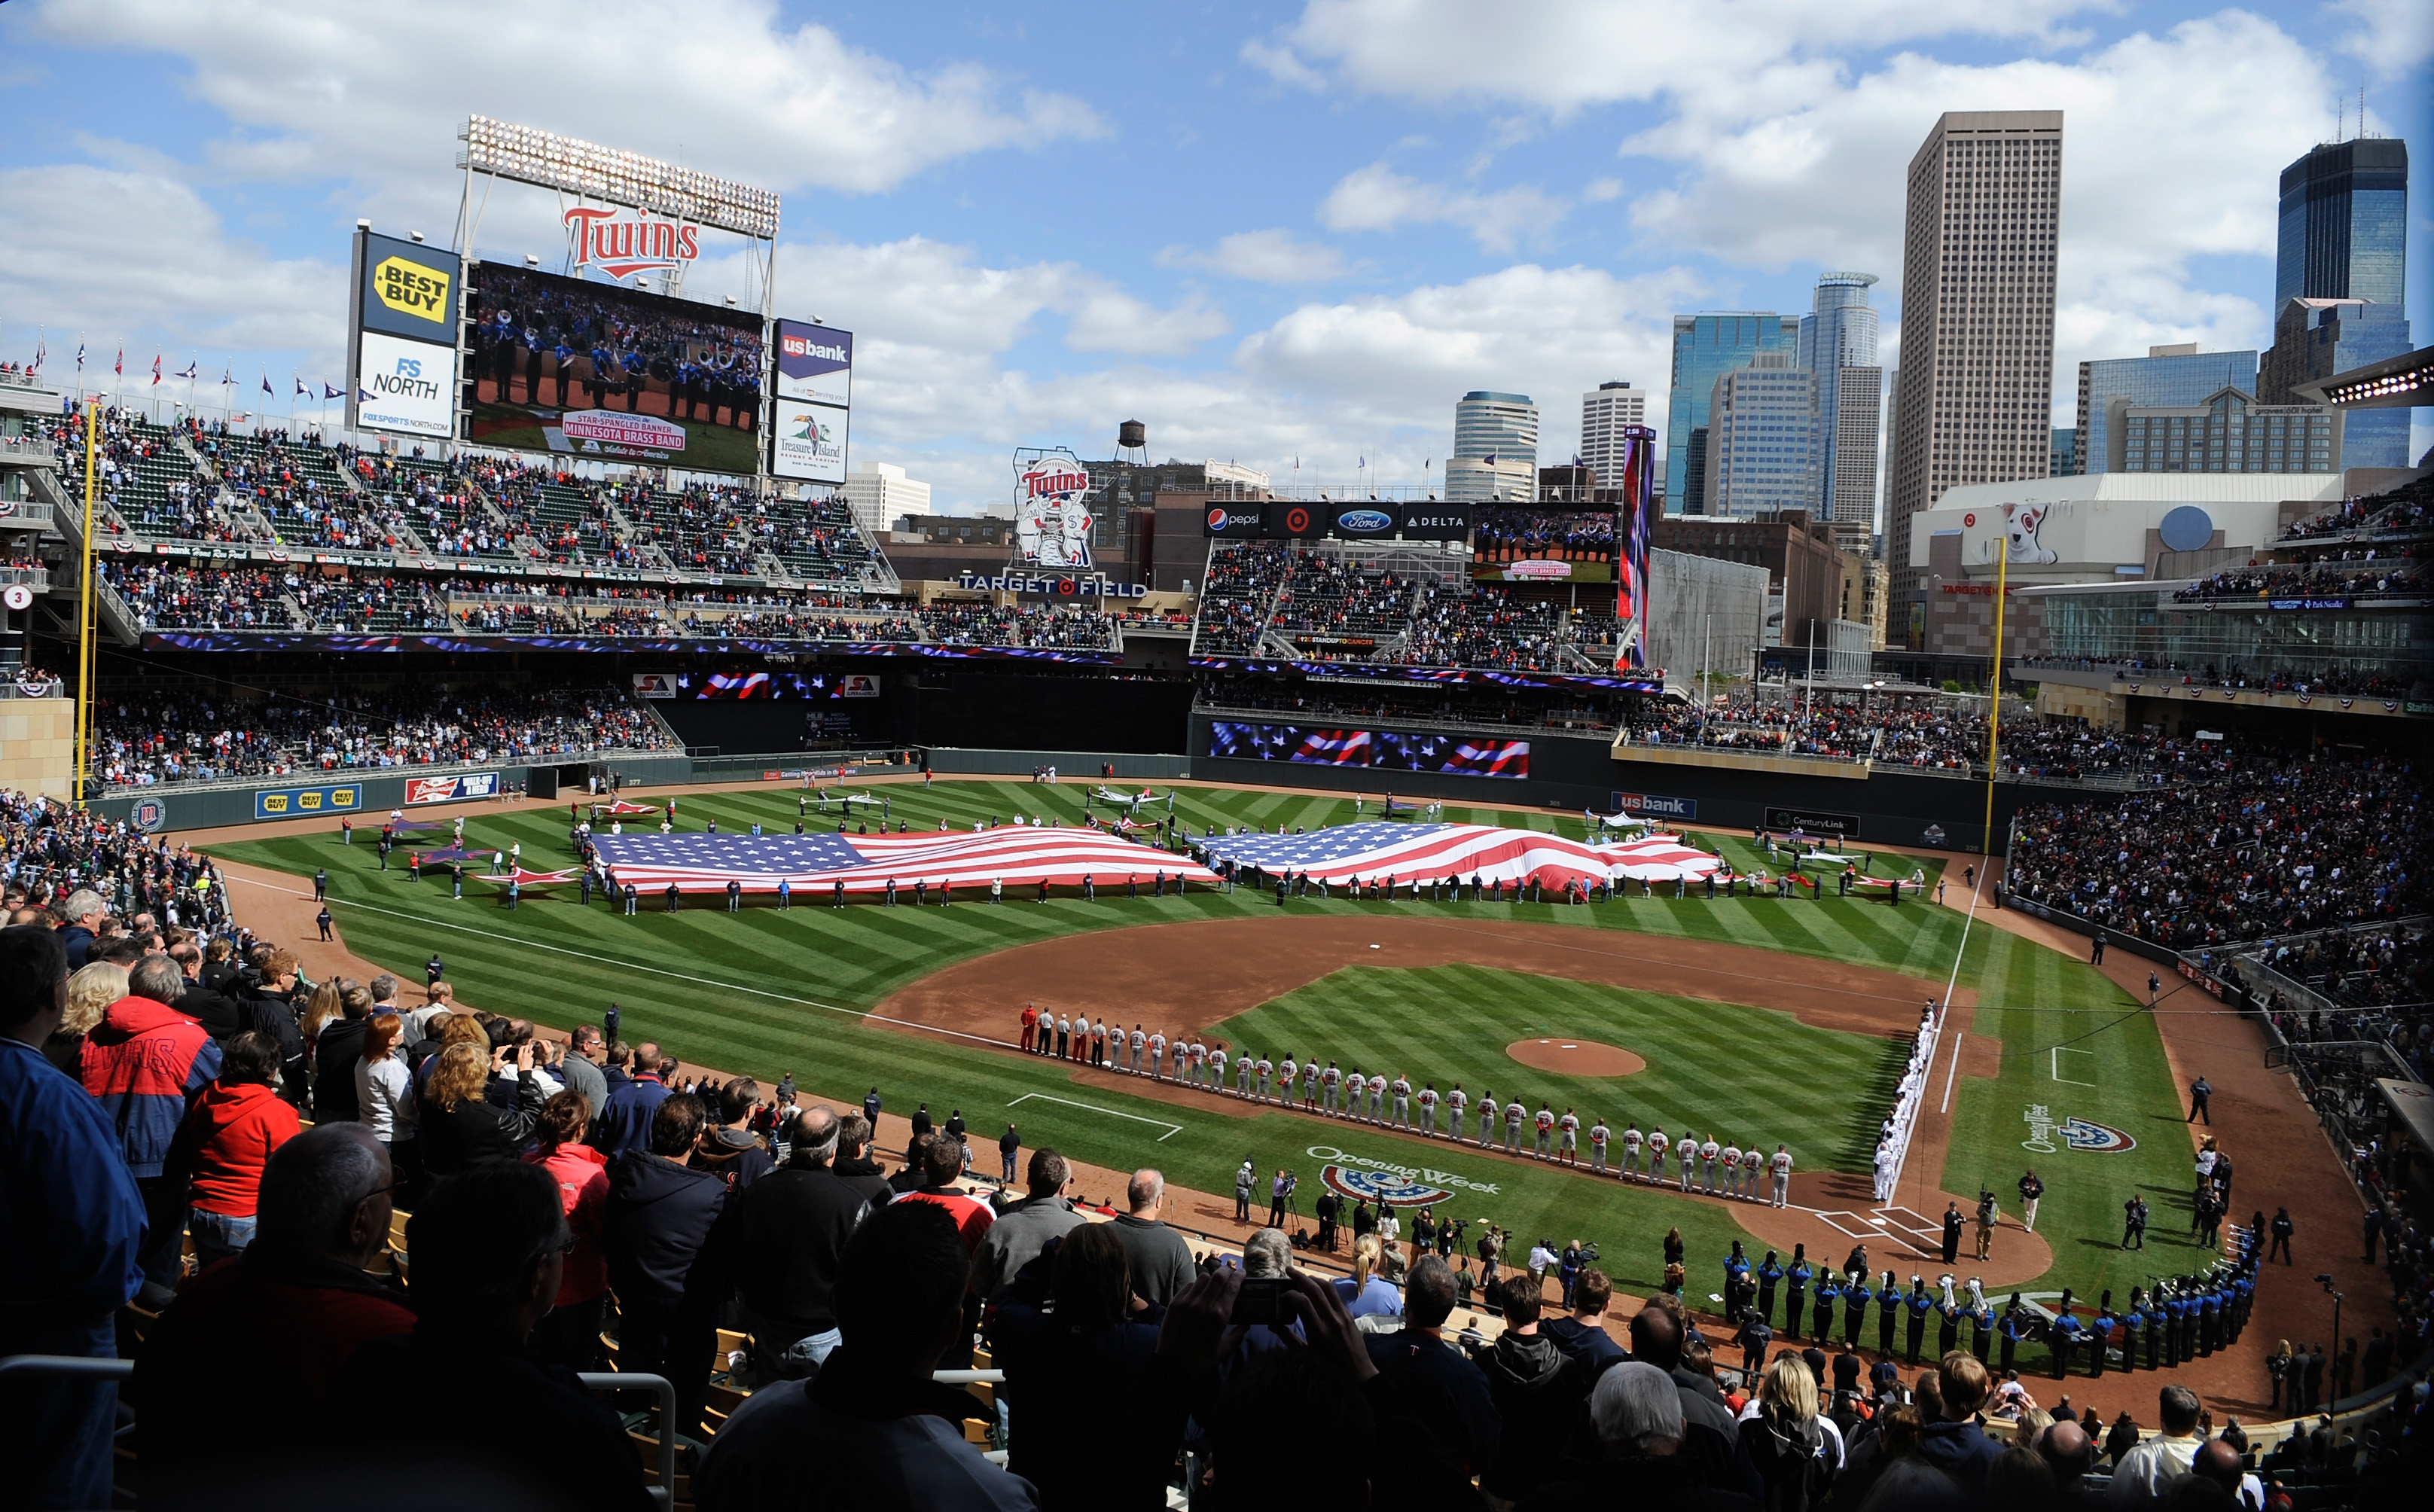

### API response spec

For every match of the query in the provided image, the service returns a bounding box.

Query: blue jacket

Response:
[1914,1417,2002,1489]
[1,1038,146,1316]
[591,1068,668,1160]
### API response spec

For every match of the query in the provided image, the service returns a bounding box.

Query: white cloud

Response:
[0,164,344,366]
[1615,13,2339,416]
[28,0,1106,220]
[1245,0,2110,114]
[1158,229,1350,284]
[1319,163,1565,253]
[2329,0,2434,81]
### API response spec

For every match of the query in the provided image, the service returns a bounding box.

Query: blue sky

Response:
[2,0,2428,511]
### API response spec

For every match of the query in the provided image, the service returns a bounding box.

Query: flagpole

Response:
[1981,538,2008,856]
[75,403,99,812]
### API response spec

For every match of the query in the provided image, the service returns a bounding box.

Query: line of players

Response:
[1015,1004,1792,1204]
[1723,1227,2262,1383]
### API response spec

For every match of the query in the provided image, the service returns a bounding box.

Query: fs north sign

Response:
[564,206,700,281]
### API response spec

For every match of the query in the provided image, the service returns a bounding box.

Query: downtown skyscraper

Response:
[1798,272,1883,550]
[1885,110,2063,635]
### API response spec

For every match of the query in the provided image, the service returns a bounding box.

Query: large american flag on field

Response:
[593,825,1219,895]
[1197,822,1712,889]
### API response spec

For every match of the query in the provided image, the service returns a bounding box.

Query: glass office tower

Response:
[2277,139,2408,312]
[2073,347,2259,474]
[1666,312,1798,514]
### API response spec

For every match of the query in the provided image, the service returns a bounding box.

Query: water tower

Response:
[1116,419,1148,465]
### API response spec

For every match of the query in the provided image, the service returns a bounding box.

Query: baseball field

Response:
[206,777,2218,1310]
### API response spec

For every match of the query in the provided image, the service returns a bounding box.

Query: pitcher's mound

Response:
[1507,1038,1646,1076]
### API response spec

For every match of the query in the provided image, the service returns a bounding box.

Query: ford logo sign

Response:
[1336,508,1392,532]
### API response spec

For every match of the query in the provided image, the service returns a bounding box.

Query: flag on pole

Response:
[75,343,87,370]
[261,373,273,396]
[32,337,44,371]
[177,361,197,380]
[221,366,234,386]
[114,349,123,376]
[294,376,309,397]
[323,383,343,399]
[151,356,162,386]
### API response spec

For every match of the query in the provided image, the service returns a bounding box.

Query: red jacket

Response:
[530,1142,612,1303]
[167,1081,301,1216]
[82,995,222,1179]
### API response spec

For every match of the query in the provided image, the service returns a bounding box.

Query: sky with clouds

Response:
[1,0,2427,514]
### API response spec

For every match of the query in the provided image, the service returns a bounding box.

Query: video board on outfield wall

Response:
[464,262,765,474]
[1205,721,1529,778]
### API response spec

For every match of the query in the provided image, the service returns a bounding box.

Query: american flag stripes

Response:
[1197,822,1676,889]
[593,825,1218,895]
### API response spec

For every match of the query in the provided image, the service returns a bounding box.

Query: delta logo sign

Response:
[563,206,701,281]
[1307,1145,1499,1209]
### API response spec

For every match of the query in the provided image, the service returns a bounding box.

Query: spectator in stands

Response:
[692,1075,775,1190]
[2032,1417,2099,1502]
[1338,1232,1405,1318]
[326,1162,653,1510]
[1913,1352,2002,1488]
[418,1038,545,1178]
[1474,1273,1571,1504]
[606,1093,730,1440]
[239,948,309,1102]
[525,1090,612,1372]
[2106,1385,2206,1504]
[832,1111,892,1206]
[84,952,222,1293]
[591,1039,664,1159]
[1545,1265,1631,1374]
[355,1011,415,1152]
[1515,1360,1761,1510]
[1361,1254,1500,1485]
[49,958,125,1075]
[897,1135,996,1258]
[132,1123,413,1489]
[728,1104,866,1379]
[969,1146,1084,1301]
[999,1223,1172,1509]
[557,1020,609,1115]
[312,977,374,1123]
[59,887,105,968]
[1740,1352,1838,1509]
[694,1200,1041,1511]
[162,1029,300,1266]
[1632,1296,1739,1437]
[0,924,145,1511]
[167,939,242,1039]
[1107,1166,1195,1306]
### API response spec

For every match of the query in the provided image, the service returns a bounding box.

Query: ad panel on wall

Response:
[353,332,458,439]
[1205,721,1528,779]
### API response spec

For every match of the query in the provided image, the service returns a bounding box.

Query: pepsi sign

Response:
[1204,504,1266,537]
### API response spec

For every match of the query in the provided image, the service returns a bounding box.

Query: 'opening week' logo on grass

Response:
[2021,1105,2137,1154]
[1307,1145,1499,1208]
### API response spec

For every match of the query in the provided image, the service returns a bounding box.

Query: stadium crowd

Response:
[2005,748,2424,949]
[88,684,677,788]
[4,837,2427,1509]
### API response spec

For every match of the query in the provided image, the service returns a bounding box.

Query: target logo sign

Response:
[1284,505,1313,535]
[1963,513,1976,527]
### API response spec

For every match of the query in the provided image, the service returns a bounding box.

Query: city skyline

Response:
[0,0,2426,511]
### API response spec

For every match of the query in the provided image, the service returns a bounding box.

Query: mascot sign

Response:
[1012,449,1096,569]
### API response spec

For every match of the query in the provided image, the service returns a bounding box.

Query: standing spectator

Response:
[831,1113,893,1208]
[726,1105,868,1379]
[83,952,223,1293]
[354,1013,416,1153]
[606,1093,730,1440]
[1472,1273,1571,1505]
[524,1090,612,1372]
[897,1136,996,1258]
[557,1022,609,1117]
[131,1123,414,1489]
[1337,1234,1403,1319]
[1740,1353,1838,1511]
[694,1200,1039,1512]
[1911,1352,2001,1487]
[0,925,145,1510]
[591,1041,665,1160]
[47,959,127,1075]
[970,1148,1084,1303]
[1106,1167,1195,1306]
[2106,1385,2205,1501]
[691,1077,775,1192]
[162,1030,300,1267]
[418,1040,544,1178]
[999,1123,1021,1187]
[313,978,374,1123]
[59,889,107,968]
[997,1223,1168,1510]
[326,1163,653,1511]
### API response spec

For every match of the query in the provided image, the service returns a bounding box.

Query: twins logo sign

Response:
[1013,448,1094,569]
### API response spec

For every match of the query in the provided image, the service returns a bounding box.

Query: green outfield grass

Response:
[204,777,2190,1304]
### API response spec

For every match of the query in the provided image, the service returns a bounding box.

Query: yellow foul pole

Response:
[75,401,99,811]
[1982,537,2008,855]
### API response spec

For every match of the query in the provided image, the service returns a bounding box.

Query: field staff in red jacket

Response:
[81,955,223,1291]
[163,1031,300,1268]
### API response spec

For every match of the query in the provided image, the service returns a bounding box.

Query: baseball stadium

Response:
[2,104,2429,1512]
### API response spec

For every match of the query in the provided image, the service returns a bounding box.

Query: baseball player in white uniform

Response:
[1644,1127,1667,1184]
[1743,1139,1764,1199]
[1343,1069,1364,1120]
[1769,1144,1793,1206]
[1301,1060,1320,1109]
[1417,1081,1440,1136]
[1720,1143,1742,1198]
[1148,1031,1167,1080]
[1588,1117,1610,1175]
[1678,1132,1697,1192]
[1231,1049,1251,1096]
[1505,1099,1527,1155]
[1557,1108,1580,1166]
[1533,1105,1556,1159]
[1366,1075,1385,1123]
[1255,1054,1274,1102]
[1392,1075,1412,1130]
[1476,1089,1497,1148]
[1699,1136,1721,1193]
[1322,1061,1343,1114]
[1128,1025,1146,1073]
[1278,1056,1297,1107]
[1621,1122,1645,1180]
[1188,1038,1208,1087]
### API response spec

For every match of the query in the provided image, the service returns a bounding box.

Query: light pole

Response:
[2316,1273,2344,1396]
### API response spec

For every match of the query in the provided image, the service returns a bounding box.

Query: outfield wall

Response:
[83,754,696,833]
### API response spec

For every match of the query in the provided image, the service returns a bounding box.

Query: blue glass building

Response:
[2073,347,2259,474]
[1666,312,1798,514]
[2261,300,2415,467]
[1797,273,1883,545]
[2277,139,2408,311]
